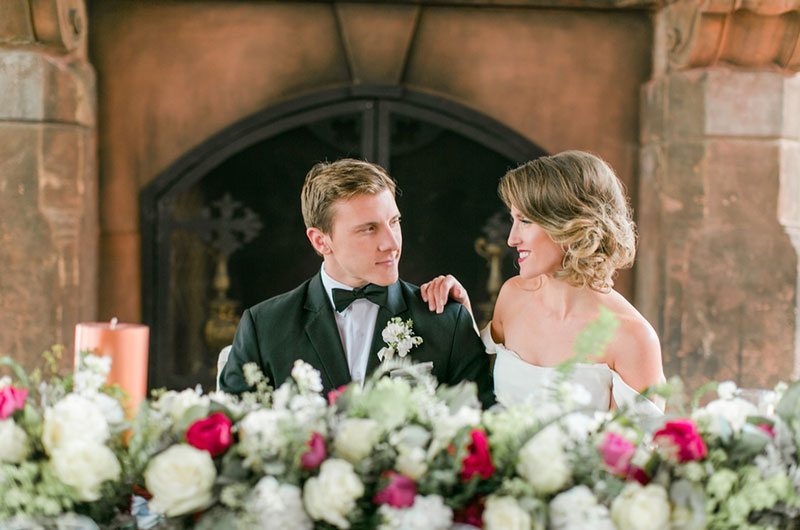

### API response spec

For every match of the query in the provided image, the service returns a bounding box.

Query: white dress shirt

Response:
[319,265,379,383]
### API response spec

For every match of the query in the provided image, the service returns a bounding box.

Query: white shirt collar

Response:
[319,264,357,310]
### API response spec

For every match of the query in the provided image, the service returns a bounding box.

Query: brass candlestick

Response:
[474,211,511,329]
[474,238,504,329]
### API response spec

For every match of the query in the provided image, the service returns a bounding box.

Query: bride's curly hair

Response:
[498,151,636,293]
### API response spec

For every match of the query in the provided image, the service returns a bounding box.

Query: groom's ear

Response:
[306,227,332,256]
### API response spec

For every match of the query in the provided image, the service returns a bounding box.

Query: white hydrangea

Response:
[429,404,481,456]
[303,459,364,529]
[73,354,112,394]
[717,381,738,400]
[611,483,671,530]
[291,360,323,394]
[483,496,530,530]
[155,388,210,422]
[238,409,292,464]
[693,398,758,435]
[378,495,452,530]
[0,419,31,463]
[51,441,121,502]
[550,486,615,530]
[84,391,125,426]
[246,476,312,530]
[42,394,109,454]
[287,393,328,430]
[560,411,601,444]
[334,418,382,464]
[517,424,572,495]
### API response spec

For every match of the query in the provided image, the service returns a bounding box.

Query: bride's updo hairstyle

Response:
[498,150,636,292]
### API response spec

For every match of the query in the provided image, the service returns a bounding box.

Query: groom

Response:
[219,158,494,408]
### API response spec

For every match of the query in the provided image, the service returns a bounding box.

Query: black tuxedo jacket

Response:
[219,273,495,408]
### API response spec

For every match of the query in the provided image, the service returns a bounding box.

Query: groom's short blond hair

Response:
[301,159,396,234]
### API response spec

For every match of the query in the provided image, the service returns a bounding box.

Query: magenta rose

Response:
[185,412,233,457]
[461,429,495,481]
[599,432,637,476]
[327,385,347,406]
[653,419,707,463]
[0,386,28,420]
[373,472,416,508]
[300,432,326,470]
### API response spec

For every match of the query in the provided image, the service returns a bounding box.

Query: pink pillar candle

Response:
[74,320,149,416]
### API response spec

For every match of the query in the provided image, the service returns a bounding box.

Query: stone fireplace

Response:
[2,0,799,394]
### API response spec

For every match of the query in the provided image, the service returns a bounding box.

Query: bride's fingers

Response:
[436,276,450,313]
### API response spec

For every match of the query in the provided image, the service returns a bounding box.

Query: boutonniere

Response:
[377,317,423,362]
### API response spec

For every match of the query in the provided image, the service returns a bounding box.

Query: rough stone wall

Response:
[0,0,97,370]
[637,1,800,390]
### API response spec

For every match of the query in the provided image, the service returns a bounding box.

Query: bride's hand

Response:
[420,275,472,315]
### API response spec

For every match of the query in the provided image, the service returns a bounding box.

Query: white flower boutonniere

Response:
[378,317,423,362]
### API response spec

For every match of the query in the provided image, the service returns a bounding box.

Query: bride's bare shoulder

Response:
[600,290,663,390]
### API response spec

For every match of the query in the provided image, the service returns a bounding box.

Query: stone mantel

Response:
[657,0,800,74]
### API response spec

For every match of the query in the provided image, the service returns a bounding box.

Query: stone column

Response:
[0,0,97,369]
[638,0,800,391]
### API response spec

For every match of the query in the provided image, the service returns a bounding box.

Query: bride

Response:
[421,151,664,414]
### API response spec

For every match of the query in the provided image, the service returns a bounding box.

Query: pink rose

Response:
[756,423,776,438]
[461,429,495,481]
[327,385,347,406]
[300,432,326,470]
[653,419,707,463]
[0,386,28,420]
[185,412,233,457]
[599,432,637,476]
[373,472,416,508]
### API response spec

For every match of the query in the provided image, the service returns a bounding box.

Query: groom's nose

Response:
[378,224,401,252]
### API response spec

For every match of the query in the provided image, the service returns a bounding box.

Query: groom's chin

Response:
[371,268,399,286]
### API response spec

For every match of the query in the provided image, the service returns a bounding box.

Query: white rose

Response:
[483,496,531,530]
[550,485,614,530]
[611,483,671,530]
[50,441,121,501]
[156,389,210,422]
[247,476,312,530]
[334,418,382,463]
[303,459,364,529]
[396,446,428,480]
[0,419,31,463]
[144,444,217,517]
[517,424,571,494]
[42,394,109,454]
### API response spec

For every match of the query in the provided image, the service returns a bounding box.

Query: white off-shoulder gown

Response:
[481,325,663,416]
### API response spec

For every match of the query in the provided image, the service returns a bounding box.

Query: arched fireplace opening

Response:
[142,86,546,390]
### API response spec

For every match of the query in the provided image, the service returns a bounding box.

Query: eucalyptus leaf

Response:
[776,380,800,423]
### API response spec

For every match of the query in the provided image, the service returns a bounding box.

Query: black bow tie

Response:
[332,284,388,312]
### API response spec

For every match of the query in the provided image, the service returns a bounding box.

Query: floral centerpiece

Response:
[0,347,131,528]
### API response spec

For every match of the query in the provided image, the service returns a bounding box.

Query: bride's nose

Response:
[507,222,521,247]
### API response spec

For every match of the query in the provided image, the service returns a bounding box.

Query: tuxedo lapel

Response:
[365,281,407,376]
[304,274,351,389]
